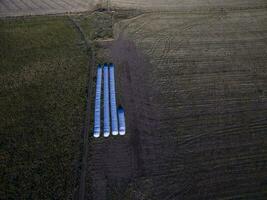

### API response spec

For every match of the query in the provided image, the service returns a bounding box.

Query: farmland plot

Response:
[0,16,89,199]
[0,0,95,17]
[90,8,267,199]
[110,0,267,11]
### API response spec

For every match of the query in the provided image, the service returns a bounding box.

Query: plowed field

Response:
[111,0,267,11]
[0,0,94,17]
[89,7,267,200]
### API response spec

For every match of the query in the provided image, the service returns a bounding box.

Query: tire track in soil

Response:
[44,0,66,11]
[38,0,52,10]
[9,0,23,10]
[69,0,88,8]
[86,35,162,199]
[67,16,95,200]
[56,0,86,12]
[61,0,79,8]
[31,0,51,10]
[2,0,19,10]
[28,0,41,10]
[52,0,74,11]
[0,1,11,10]
[20,0,35,10]
[156,14,220,68]
[12,0,32,10]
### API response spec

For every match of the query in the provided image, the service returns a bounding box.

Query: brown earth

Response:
[0,0,95,17]
[88,7,267,200]
[2,0,267,18]
[110,0,267,11]
[87,36,158,200]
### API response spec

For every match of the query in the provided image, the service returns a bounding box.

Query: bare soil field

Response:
[88,7,267,200]
[2,0,267,18]
[110,0,267,11]
[0,0,94,17]
[3,0,266,18]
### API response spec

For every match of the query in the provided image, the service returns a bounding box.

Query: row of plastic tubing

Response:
[94,63,126,138]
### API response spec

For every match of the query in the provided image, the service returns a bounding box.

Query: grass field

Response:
[0,10,140,199]
[0,16,89,199]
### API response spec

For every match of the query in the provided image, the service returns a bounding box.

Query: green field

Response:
[0,10,132,199]
[0,16,89,199]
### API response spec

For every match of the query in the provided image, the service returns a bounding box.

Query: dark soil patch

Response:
[87,35,159,200]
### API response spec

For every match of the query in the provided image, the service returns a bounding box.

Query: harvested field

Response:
[0,0,94,17]
[89,7,267,200]
[110,0,267,11]
[1,0,267,17]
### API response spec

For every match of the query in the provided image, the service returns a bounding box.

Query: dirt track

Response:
[0,0,94,17]
[89,7,267,200]
[87,38,155,200]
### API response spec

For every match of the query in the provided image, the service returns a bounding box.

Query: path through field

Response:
[0,0,94,17]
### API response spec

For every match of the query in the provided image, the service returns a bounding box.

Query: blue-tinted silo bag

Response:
[118,107,126,135]
[103,64,110,137]
[109,63,119,135]
[93,65,102,138]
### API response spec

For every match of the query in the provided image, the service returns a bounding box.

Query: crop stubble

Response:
[90,7,267,199]
[0,0,92,17]
[111,0,267,11]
